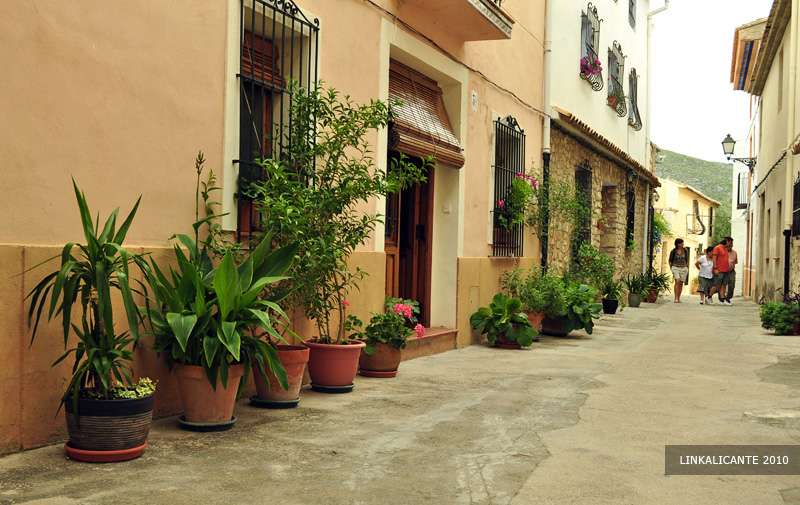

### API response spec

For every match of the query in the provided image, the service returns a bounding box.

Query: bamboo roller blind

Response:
[241,31,285,88]
[389,61,465,168]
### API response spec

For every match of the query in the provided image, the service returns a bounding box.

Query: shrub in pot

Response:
[759,301,800,336]
[470,293,538,349]
[250,82,431,392]
[644,269,671,302]
[622,273,647,307]
[344,298,425,377]
[500,265,546,333]
[570,243,614,291]
[26,181,155,462]
[600,279,625,314]
[139,154,298,429]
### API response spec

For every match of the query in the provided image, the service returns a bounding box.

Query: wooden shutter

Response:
[241,31,284,88]
[388,61,465,168]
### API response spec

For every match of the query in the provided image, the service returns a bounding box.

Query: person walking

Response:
[708,238,731,305]
[695,246,715,305]
[668,238,690,303]
[723,237,738,304]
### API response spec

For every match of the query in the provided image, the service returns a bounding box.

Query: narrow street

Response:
[1,295,799,505]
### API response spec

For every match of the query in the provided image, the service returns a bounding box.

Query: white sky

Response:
[650,0,774,162]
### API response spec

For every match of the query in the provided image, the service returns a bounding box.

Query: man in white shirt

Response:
[695,246,715,305]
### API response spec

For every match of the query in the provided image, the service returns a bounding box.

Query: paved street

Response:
[1,295,799,505]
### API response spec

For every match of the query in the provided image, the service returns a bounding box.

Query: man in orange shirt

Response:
[708,238,731,305]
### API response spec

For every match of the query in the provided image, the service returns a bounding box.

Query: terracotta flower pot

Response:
[647,288,658,303]
[173,363,244,424]
[252,345,309,406]
[523,311,545,333]
[306,340,366,391]
[359,342,402,377]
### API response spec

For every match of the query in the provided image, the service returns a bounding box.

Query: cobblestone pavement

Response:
[1,294,799,505]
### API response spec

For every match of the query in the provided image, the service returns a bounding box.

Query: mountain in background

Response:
[654,149,733,206]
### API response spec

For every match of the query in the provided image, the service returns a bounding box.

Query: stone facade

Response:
[548,127,648,279]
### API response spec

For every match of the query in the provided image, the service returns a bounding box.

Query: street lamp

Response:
[652,189,660,202]
[721,133,757,170]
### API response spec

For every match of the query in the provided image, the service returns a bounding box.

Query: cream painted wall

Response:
[0,0,229,246]
[548,0,650,166]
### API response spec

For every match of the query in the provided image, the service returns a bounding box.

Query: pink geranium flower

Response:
[414,323,425,338]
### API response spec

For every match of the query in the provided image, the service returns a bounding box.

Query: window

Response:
[491,116,526,257]
[629,0,636,29]
[607,42,627,117]
[236,0,319,241]
[628,68,642,130]
[738,173,749,210]
[625,189,635,249]
[580,3,603,91]
[793,173,800,236]
[574,161,593,256]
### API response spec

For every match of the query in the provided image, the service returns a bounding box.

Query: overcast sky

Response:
[650,0,774,163]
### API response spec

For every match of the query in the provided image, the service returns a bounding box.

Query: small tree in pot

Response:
[26,181,155,462]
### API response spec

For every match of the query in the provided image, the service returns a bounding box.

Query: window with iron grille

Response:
[236,0,319,242]
[491,116,526,257]
[607,42,627,117]
[737,172,749,209]
[580,3,604,91]
[625,189,635,248]
[629,0,636,29]
[573,162,593,257]
[628,68,642,130]
[793,172,800,236]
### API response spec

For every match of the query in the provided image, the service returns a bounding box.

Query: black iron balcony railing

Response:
[579,4,604,92]
[737,172,749,210]
[607,76,627,117]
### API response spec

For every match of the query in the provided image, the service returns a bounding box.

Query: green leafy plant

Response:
[561,280,603,335]
[531,273,569,319]
[499,265,548,313]
[470,293,537,347]
[252,81,430,344]
[25,181,147,417]
[652,211,672,257]
[139,156,299,395]
[570,243,614,288]
[622,272,648,296]
[645,269,671,294]
[344,298,425,355]
[600,279,624,301]
[85,378,157,400]
[496,174,538,231]
[759,301,800,336]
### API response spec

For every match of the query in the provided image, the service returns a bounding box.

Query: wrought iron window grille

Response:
[491,116,526,258]
[629,0,636,29]
[627,68,642,130]
[625,189,636,248]
[607,41,627,118]
[579,3,604,92]
[737,172,749,210]
[235,0,320,242]
[573,161,593,257]
[792,172,800,236]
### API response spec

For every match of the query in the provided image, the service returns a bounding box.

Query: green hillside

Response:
[655,149,733,205]
[655,149,733,242]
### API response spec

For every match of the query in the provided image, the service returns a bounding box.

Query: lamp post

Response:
[721,134,757,170]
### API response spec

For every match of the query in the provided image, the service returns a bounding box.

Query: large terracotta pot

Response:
[647,288,658,303]
[174,363,244,424]
[359,342,402,377]
[306,340,366,391]
[523,311,545,333]
[252,345,309,406]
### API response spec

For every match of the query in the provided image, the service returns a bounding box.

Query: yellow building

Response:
[653,178,721,291]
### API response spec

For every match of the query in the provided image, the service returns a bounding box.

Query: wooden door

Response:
[385,153,433,327]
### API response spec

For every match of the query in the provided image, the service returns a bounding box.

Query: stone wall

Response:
[548,128,647,279]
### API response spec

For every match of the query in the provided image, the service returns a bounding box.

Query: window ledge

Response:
[400,0,514,40]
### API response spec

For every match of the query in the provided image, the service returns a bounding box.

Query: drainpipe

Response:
[541,0,554,270]
[643,183,651,272]
[646,1,670,154]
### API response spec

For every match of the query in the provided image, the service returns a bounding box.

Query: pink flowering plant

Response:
[580,57,602,76]
[496,172,539,231]
[344,297,424,355]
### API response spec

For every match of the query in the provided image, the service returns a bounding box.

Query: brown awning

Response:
[388,61,465,168]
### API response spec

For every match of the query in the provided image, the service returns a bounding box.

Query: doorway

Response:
[385,151,434,327]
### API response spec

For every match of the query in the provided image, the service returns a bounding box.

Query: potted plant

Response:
[25,180,155,462]
[600,279,625,314]
[496,173,538,231]
[645,269,671,303]
[622,273,647,307]
[570,243,615,291]
[251,81,430,393]
[470,293,538,349]
[579,56,602,77]
[597,215,608,231]
[139,153,298,430]
[344,298,425,377]
[759,301,800,336]
[500,265,546,333]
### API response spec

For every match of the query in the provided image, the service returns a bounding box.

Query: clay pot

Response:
[523,311,545,333]
[647,288,658,303]
[359,342,402,377]
[253,345,309,403]
[494,333,522,349]
[306,340,366,389]
[173,363,244,424]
